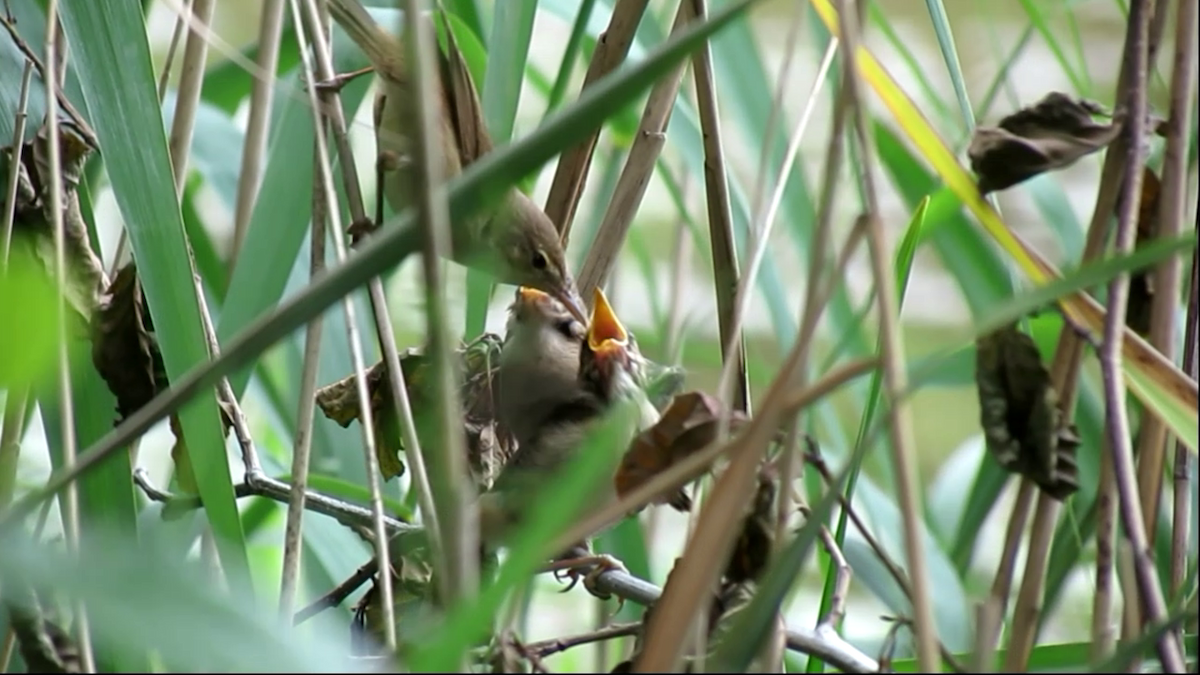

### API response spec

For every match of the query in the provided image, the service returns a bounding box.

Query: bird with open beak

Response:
[480,288,660,595]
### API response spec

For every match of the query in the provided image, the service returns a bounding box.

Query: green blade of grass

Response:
[59,0,251,588]
[810,198,929,671]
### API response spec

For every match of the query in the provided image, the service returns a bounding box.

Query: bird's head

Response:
[505,286,586,343]
[490,193,587,325]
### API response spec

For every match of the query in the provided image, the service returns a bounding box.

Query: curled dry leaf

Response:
[3,118,107,325]
[724,464,778,585]
[315,334,513,486]
[1120,166,1162,337]
[975,323,1080,500]
[614,391,751,513]
[968,92,1122,194]
[92,263,165,421]
[91,262,233,498]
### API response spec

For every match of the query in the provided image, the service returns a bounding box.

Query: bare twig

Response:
[0,15,97,150]
[543,0,650,240]
[575,0,692,301]
[133,467,413,534]
[813,520,850,630]
[1098,0,1185,668]
[42,1,93,670]
[229,0,287,268]
[293,559,379,625]
[525,622,642,658]
[836,0,937,669]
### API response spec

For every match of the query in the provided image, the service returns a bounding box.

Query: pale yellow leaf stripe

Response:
[808,0,1198,454]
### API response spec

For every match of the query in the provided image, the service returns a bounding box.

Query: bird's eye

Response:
[531,251,548,270]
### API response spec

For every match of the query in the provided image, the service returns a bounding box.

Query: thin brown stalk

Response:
[1158,0,1199,632]
[287,0,396,650]
[740,38,837,378]
[1133,0,1198,563]
[1171,244,1197,650]
[154,0,192,99]
[1003,0,1166,662]
[971,600,1000,673]
[166,0,213,192]
[980,478,1032,657]
[229,0,288,269]
[401,0,476,609]
[1,60,33,264]
[688,0,746,414]
[1092,436,1117,663]
[740,38,838,546]
[1098,0,1185,667]
[836,0,937,668]
[575,0,692,301]
[295,0,443,579]
[279,132,330,619]
[526,623,642,658]
[42,1,93,671]
[1003,493,1060,671]
[543,0,650,240]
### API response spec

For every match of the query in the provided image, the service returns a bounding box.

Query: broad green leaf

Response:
[59,0,250,586]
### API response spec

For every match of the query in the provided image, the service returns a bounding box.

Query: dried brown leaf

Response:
[315,335,512,485]
[975,323,1080,500]
[968,92,1122,194]
[91,262,165,421]
[436,10,492,168]
[5,120,106,324]
[724,465,778,584]
[614,391,750,512]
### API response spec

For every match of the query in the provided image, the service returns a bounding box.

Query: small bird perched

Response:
[324,0,585,323]
[481,288,657,553]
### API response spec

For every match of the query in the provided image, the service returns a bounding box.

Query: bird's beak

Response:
[587,287,628,353]
[516,286,549,306]
[554,288,589,325]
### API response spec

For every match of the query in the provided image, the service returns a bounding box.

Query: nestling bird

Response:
[324,0,585,323]
[481,288,658,557]
[495,286,588,449]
